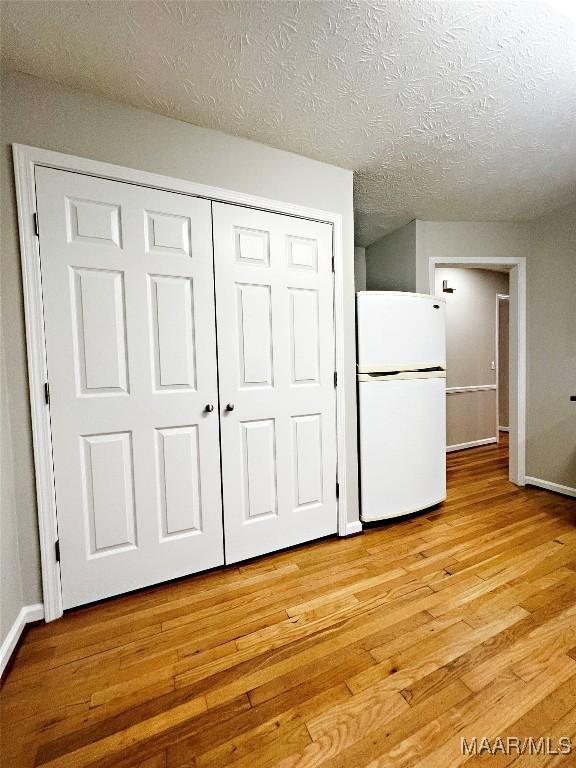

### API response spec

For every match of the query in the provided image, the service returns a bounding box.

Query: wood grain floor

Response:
[2,436,576,768]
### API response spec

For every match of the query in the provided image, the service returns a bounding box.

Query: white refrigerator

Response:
[357,291,447,522]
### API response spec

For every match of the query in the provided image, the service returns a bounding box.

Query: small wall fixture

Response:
[442,279,456,293]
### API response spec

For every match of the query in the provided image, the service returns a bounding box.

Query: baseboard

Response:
[525,477,576,498]
[344,520,363,536]
[0,603,44,679]
[446,437,498,453]
[498,426,509,433]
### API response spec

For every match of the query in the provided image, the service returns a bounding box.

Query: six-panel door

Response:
[212,203,338,563]
[36,168,225,608]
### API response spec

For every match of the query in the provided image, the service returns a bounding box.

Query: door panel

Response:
[81,431,136,554]
[36,167,224,608]
[290,288,320,384]
[241,419,278,520]
[71,267,129,394]
[213,203,337,563]
[149,274,197,390]
[357,292,446,372]
[236,283,274,386]
[293,413,323,508]
[359,377,446,521]
[156,425,202,538]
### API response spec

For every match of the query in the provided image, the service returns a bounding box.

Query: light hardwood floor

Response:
[1,436,576,767]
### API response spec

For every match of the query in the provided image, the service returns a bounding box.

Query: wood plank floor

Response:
[2,436,576,768]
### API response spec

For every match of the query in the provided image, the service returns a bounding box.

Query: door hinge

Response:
[336,481,340,499]
[44,382,50,405]
[331,254,335,272]
[33,212,39,237]
[333,371,337,388]
[55,540,60,563]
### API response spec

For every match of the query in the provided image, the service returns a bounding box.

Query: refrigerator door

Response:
[357,292,445,373]
[359,377,446,521]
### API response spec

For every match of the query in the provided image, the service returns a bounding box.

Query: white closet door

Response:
[212,203,337,563]
[36,167,224,608]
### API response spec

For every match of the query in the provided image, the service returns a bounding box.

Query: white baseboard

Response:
[0,603,44,678]
[525,477,576,498]
[343,520,363,536]
[498,426,509,433]
[446,437,498,453]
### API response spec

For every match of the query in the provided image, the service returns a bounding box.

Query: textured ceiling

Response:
[2,0,576,245]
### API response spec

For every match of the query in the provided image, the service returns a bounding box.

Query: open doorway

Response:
[428,256,526,488]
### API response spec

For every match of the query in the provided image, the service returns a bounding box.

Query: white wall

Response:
[416,220,530,293]
[0,338,24,645]
[526,204,576,489]
[0,72,357,640]
[417,216,575,489]
[365,220,416,291]
[369,216,574,488]
[435,268,509,448]
[354,247,366,291]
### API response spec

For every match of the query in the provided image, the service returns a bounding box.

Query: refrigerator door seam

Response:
[357,371,446,382]
[357,364,446,374]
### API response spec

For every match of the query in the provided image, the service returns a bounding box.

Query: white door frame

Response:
[495,293,510,438]
[428,257,526,487]
[13,143,351,622]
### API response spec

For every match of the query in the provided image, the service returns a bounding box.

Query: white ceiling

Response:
[2,0,576,246]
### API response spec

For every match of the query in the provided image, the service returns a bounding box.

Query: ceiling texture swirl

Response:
[2,0,575,245]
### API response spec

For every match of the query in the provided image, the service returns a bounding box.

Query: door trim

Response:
[13,143,350,621]
[495,293,510,439]
[428,256,526,487]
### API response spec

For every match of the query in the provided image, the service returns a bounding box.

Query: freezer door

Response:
[359,378,446,521]
[357,292,445,372]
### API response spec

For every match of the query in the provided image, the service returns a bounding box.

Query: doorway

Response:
[428,256,526,487]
